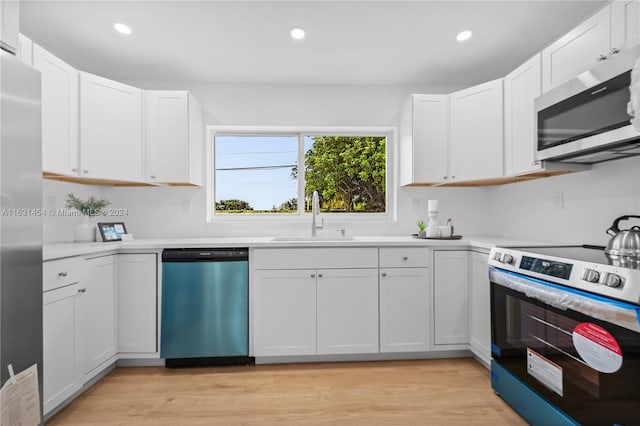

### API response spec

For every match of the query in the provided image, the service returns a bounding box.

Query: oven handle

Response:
[489,267,640,333]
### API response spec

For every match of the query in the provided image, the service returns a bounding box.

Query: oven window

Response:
[538,70,632,150]
[491,283,640,426]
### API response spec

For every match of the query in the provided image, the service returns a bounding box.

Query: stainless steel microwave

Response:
[535,46,640,164]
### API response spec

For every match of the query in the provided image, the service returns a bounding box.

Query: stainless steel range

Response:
[488,245,640,426]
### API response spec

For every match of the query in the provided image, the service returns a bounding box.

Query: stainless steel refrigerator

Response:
[0,48,43,419]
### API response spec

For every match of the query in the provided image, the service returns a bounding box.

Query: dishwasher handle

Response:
[162,248,248,262]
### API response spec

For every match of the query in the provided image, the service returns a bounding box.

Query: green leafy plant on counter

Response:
[417,220,426,231]
[65,193,110,216]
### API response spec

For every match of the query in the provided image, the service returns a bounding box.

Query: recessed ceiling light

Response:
[456,30,472,42]
[113,22,133,35]
[290,26,306,40]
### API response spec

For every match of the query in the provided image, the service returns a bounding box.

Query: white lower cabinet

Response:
[469,251,491,366]
[43,282,83,415]
[117,254,158,354]
[317,268,379,354]
[252,248,379,357]
[81,255,117,376]
[379,268,430,352]
[432,251,470,349]
[253,269,317,356]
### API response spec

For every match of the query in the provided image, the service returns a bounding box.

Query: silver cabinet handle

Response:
[381,272,387,277]
[443,176,448,180]
[83,170,88,174]
[596,54,607,62]
[318,273,323,278]
[150,175,156,179]
[310,274,316,278]
[402,256,408,261]
[77,288,86,293]
[608,47,620,56]
[71,168,77,172]
[57,272,68,277]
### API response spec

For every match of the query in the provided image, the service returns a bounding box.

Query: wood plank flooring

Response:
[46,358,527,425]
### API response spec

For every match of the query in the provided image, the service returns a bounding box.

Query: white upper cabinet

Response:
[80,72,143,182]
[33,44,80,176]
[399,94,449,185]
[541,3,639,92]
[145,90,203,185]
[504,54,542,177]
[0,0,19,54]
[542,6,611,92]
[449,79,504,182]
[612,0,640,50]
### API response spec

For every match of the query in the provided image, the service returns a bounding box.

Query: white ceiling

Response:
[21,0,606,86]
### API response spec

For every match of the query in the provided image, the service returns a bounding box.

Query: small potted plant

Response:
[66,193,110,242]
[417,220,427,238]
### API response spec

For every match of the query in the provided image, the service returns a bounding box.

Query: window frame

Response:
[206,126,396,223]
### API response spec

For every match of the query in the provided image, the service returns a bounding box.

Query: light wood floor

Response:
[46,358,527,425]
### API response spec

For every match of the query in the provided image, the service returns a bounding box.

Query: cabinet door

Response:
[33,44,80,176]
[0,0,19,54]
[542,5,611,92]
[379,268,430,353]
[399,95,449,185]
[612,0,640,51]
[43,283,82,415]
[469,251,491,367]
[117,254,157,354]
[449,79,503,182]
[253,269,316,356]
[18,33,32,65]
[82,256,117,374]
[433,251,469,346]
[317,268,378,354]
[504,54,542,177]
[80,72,143,181]
[145,91,190,184]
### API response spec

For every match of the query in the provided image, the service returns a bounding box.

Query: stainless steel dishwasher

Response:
[160,248,251,367]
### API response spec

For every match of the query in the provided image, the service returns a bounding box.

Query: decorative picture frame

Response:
[97,222,128,242]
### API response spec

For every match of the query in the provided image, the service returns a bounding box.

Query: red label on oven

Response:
[573,323,623,373]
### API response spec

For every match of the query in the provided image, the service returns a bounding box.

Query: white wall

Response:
[486,156,640,246]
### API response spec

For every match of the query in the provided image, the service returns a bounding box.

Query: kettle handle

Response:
[606,215,640,236]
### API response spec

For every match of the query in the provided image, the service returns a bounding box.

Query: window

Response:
[210,128,391,218]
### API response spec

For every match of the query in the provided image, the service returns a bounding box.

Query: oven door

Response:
[490,267,640,426]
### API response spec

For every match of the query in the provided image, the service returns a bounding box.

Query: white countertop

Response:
[43,235,562,261]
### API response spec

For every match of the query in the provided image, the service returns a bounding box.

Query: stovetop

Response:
[488,245,640,305]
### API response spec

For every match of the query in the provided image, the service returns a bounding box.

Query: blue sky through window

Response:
[214,135,298,211]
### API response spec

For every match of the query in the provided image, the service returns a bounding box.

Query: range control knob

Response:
[493,252,502,261]
[602,272,623,288]
[499,253,514,265]
[581,268,600,283]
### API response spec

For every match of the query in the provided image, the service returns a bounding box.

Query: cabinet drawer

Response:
[379,247,430,268]
[43,257,84,292]
[253,248,378,270]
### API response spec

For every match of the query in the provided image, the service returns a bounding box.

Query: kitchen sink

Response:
[271,236,355,242]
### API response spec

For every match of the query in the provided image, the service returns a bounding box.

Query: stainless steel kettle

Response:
[605,215,640,259]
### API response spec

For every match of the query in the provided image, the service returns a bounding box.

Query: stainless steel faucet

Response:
[311,190,324,237]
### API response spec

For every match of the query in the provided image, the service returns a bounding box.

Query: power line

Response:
[216,164,296,171]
